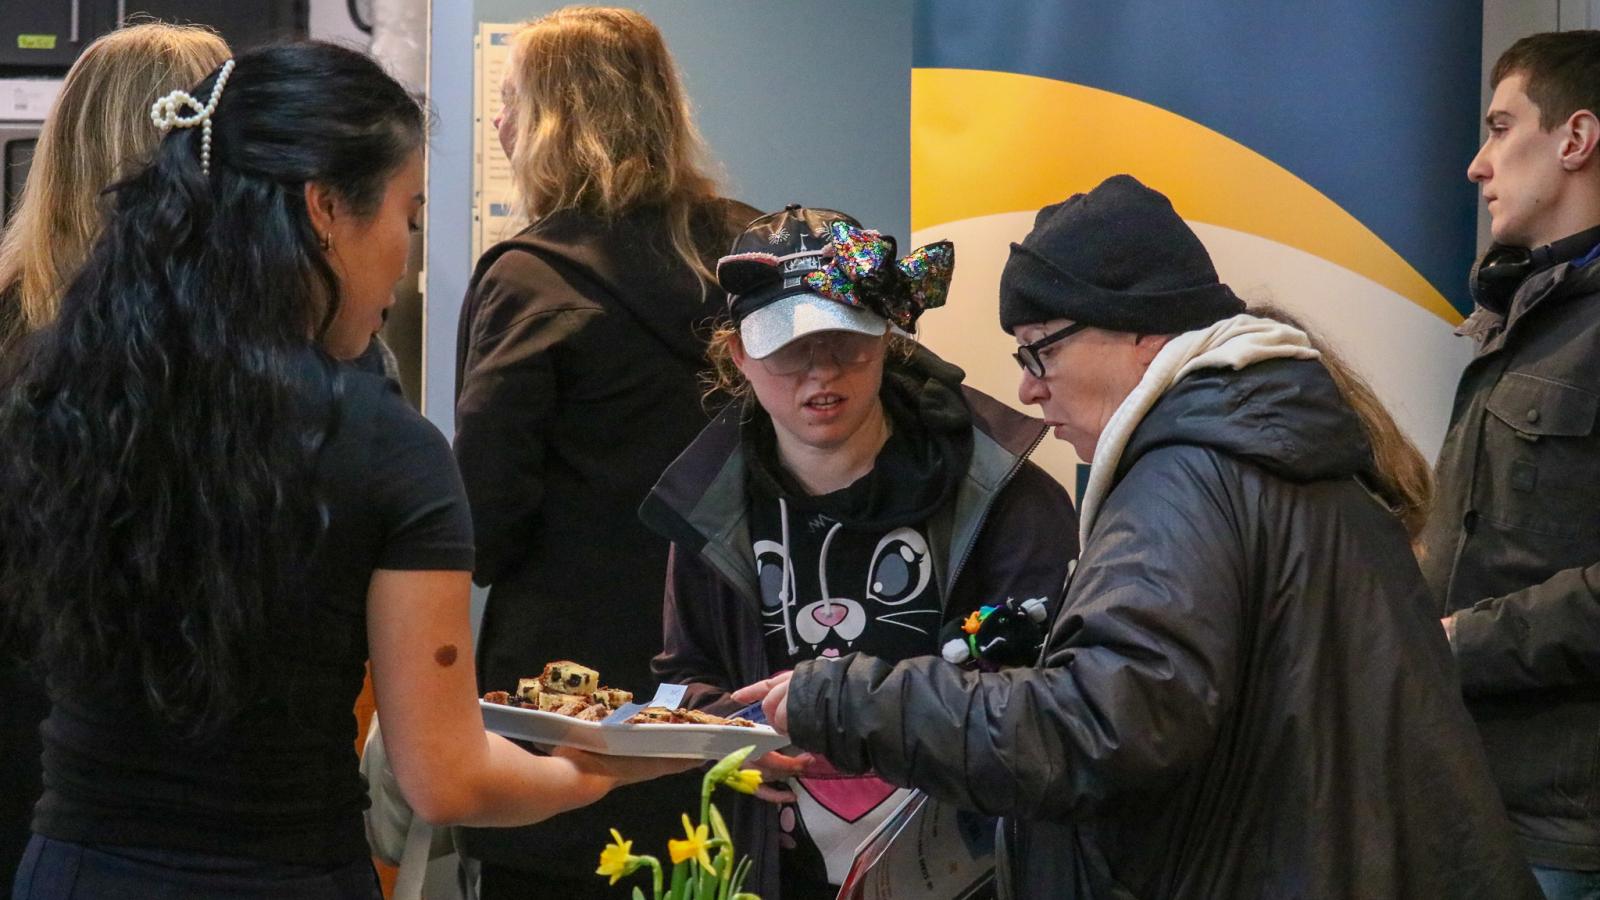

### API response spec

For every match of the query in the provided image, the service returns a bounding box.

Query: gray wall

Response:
[423,0,914,434]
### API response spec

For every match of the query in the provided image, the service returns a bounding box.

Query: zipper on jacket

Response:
[935,423,1048,899]
[1000,817,1023,900]
[945,424,1050,593]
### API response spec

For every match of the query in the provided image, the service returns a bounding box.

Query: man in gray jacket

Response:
[737,175,1540,899]
[1418,30,1600,899]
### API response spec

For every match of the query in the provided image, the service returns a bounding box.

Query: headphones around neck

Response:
[1473,222,1600,312]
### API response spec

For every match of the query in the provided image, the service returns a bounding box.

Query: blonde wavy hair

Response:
[0,22,229,350]
[503,6,720,281]
[1252,305,1434,539]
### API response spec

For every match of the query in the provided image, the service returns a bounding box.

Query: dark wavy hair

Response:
[0,42,423,738]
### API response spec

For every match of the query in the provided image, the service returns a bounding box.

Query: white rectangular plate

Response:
[479,700,789,760]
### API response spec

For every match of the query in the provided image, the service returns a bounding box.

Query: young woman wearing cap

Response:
[451,8,759,897]
[641,205,1078,900]
[0,43,688,900]
[735,176,1542,899]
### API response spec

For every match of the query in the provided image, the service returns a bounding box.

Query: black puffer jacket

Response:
[1419,248,1600,869]
[788,357,1539,899]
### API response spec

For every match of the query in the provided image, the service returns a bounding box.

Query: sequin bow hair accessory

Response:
[718,205,955,360]
[150,59,237,175]
[804,222,955,330]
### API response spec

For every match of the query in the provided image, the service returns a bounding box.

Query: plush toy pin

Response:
[940,597,1051,671]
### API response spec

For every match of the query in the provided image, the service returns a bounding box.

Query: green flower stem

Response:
[729,857,752,897]
[668,859,688,900]
[642,857,664,900]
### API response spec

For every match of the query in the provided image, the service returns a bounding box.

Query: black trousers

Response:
[12,836,381,900]
[0,661,47,900]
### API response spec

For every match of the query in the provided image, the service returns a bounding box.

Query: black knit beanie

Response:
[998,174,1245,334]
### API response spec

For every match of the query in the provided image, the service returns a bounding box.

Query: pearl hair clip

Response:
[149,59,236,175]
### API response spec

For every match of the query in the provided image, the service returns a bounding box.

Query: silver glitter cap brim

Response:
[739,293,890,359]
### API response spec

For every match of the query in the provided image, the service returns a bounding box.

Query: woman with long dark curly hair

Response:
[0,24,230,894]
[0,42,684,900]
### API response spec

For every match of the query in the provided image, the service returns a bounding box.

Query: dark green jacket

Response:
[1420,246,1600,869]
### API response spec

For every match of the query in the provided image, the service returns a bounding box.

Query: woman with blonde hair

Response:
[0,22,227,895]
[453,6,756,897]
[0,22,229,353]
[1250,303,1435,540]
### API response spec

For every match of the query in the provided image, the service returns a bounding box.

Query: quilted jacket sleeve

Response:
[786,445,1247,821]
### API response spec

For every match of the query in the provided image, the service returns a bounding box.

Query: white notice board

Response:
[471,23,526,266]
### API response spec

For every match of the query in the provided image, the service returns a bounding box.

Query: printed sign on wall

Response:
[472,23,526,266]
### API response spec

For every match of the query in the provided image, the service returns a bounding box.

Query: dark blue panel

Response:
[915,0,1483,313]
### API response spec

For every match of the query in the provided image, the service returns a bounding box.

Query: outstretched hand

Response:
[745,749,813,805]
[730,670,794,735]
[732,671,814,805]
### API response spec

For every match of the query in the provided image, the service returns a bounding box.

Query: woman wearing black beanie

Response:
[739,175,1542,899]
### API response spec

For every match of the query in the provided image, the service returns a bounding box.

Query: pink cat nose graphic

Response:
[812,604,848,628]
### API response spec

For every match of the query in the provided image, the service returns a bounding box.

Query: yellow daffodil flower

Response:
[722,767,764,795]
[668,813,715,875]
[595,828,636,885]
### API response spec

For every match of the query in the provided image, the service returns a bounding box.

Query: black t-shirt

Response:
[31,369,475,866]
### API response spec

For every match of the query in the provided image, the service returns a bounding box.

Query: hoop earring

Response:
[321,231,333,252]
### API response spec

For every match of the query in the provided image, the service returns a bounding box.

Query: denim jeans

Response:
[11,835,381,900]
[1533,864,1600,900]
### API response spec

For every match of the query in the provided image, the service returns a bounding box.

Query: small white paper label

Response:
[647,683,687,709]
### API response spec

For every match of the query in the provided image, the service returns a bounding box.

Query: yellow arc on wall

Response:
[912,67,1462,325]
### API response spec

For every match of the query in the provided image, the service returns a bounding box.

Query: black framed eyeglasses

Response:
[1012,321,1090,378]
